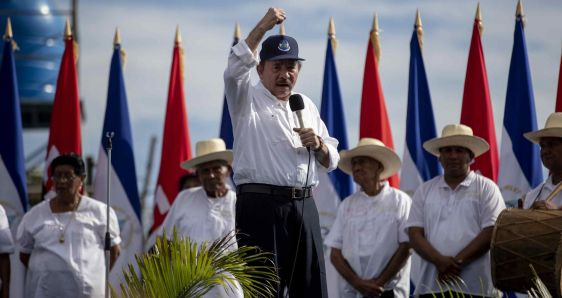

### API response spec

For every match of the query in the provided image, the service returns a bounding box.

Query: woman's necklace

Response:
[53,197,81,244]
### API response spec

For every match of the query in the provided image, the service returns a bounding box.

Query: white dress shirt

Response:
[161,186,242,298]
[224,40,339,187]
[16,196,121,298]
[0,205,14,254]
[325,182,411,298]
[405,172,505,296]
[524,176,562,209]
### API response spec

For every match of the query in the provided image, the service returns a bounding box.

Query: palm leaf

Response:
[114,228,279,298]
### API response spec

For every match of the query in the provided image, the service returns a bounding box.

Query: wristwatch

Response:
[313,136,324,152]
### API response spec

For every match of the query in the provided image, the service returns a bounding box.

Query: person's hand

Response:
[258,8,286,32]
[531,200,559,210]
[362,278,385,297]
[293,128,320,150]
[435,255,462,283]
[352,278,384,297]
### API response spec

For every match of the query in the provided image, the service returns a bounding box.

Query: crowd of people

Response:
[0,6,560,298]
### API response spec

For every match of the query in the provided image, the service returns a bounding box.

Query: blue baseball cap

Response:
[259,35,305,61]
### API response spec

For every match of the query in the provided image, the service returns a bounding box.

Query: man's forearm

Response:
[454,226,494,266]
[245,8,286,53]
[314,141,330,168]
[330,248,361,288]
[408,227,443,264]
[374,243,411,286]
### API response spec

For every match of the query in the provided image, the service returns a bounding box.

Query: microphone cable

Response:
[285,146,312,297]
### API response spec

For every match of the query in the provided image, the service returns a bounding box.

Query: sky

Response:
[21,0,562,226]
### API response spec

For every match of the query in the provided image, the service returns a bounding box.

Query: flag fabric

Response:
[93,42,142,287]
[358,30,399,187]
[460,20,499,182]
[147,35,192,248]
[399,23,442,298]
[498,13,543,207]
[399,29,441,197]
[313,33,354,298]
[219,35,240,149]
[551,46,561,206]
[43,36,81,199]
[0,31,28,298]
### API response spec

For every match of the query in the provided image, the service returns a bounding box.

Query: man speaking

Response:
[224,7,339,298]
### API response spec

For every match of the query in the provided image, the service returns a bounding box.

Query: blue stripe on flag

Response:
[100,45,141,220]
[0,39,28,211]
[502,18,542,188]
[405,31,441,181]
[320,38,352,200]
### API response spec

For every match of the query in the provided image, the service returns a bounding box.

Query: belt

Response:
[237,183,312,199]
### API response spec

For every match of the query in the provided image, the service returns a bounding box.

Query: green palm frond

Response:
[114,228,279,298]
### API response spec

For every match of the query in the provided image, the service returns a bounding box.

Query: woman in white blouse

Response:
[17,154,121,298]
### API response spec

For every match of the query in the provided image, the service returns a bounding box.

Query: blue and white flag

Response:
[498,12,542,207]
[400,28,441,198]
[219,30,240,150]
[93,41,143,288]
[0,26,28,298]
[313,28,353,298]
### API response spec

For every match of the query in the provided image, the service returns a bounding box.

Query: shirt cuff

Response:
[232,40,258,66]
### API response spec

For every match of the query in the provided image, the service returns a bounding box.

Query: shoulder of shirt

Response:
[387,187,412,201]
[23,199,50,217]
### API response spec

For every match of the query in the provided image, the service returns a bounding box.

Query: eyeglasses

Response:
[52,174,79,183]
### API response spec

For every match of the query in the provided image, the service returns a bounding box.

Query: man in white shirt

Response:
[325,138,411,298]
[161,138,242,298]
[522,112,562,209]
[224,7,339,298]
[406,124,505,297]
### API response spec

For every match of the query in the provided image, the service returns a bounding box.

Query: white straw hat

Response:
[423,124,489,157]
[338,138,401,179]
[180,138,233,170]
[524,112,562,144]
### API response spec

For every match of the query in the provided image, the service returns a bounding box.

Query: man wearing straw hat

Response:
[522,112,562,210]
[325,138,411,298]
[224,7,339,298]
[161,138,242,298]
[406,124,505,297]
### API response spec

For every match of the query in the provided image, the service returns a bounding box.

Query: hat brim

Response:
[180,151,233,170]
[338,145,401,180]
[423,135,489,157]
[523,128,562,144]
[266,54,305,61]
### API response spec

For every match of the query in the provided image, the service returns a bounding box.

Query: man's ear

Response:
[256,63,264,78]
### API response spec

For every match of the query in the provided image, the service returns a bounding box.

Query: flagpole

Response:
[104,131,114,298]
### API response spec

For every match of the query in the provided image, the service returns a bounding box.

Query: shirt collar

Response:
[359,181,390,199]
[438,171,476,190]
[256,81,291,108]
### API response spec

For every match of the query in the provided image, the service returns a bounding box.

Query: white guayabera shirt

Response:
[406,171,505,296]
[224,40,339,187]
[17,196,120,298]
[161,186,242,298]
[325,182,412,298]
[524,176,562,209]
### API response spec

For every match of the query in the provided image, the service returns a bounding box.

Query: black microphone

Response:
[289,94,305,128]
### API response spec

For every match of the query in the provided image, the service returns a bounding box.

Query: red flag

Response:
[551,46,561,193]
[149,31,192,236]
[359,31,399,187]
[460,20,499,182]
[43,35,81,199]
